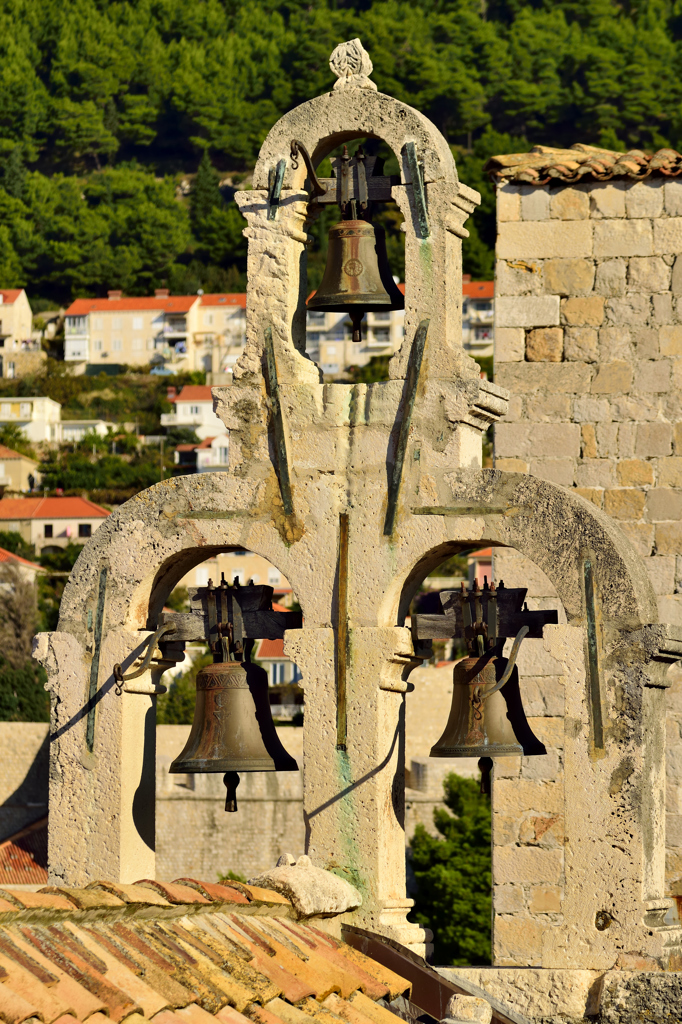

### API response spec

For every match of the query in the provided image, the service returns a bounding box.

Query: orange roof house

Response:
[0,496,109,553]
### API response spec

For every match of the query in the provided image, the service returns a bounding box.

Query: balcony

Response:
[467,307,494,324]
[64,338,89,362]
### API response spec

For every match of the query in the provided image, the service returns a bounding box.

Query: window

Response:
[94,339,102,351]
[78,523,92,538]
[0,403,9,416]
[132,316,143,330]
[307,333,320,342]
[203,312,214,327]
[112,338,122,351]
[190,405,199,415]
[132,336,143,350]
[231,549,248,556]
[326,346,337,356]
[373,328,391,345]
[44,525,53,538]
[475,301,492,311]
[195,566,210,587]
[93,317,103,330]
[307,311,326,325]
[374,311,391,321]
[65,316,87,335]
[218,446,229,464]
[268,569,281,585]
[270,662,287,684]
[19,403,30,417]
[6,363,15,379]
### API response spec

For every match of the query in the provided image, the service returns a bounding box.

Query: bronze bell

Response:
[168,577,298,811]
[308,220,404,343]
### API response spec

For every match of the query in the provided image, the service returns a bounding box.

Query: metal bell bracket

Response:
[113,622,179,696]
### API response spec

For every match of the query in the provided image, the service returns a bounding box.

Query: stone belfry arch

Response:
[36,40,682,969]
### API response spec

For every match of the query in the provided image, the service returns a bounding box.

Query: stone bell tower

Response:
[36,40,682,975]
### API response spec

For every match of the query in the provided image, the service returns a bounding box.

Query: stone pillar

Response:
[494,172,682,897]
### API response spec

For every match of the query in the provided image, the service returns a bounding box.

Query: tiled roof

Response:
[462,282,494,299]
[0,445,37,462]
[0,291,23,305]
[200,295,246,309]
[0,879,413,1024]
[171,387,214,404]
[0,497,110,520]
[0,818,47,886]
[0,546,43,571]
[485,144,682,184]
[255,638,285,660]
[65,297,197,316]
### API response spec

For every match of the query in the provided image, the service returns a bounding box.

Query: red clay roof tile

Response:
[0,498,109,521]
[0,891,73,912]
[134,883,210,906]
[0,981,42,1024]
[87,883,170,907]
[486,144,682,184]
[171,881,248,906]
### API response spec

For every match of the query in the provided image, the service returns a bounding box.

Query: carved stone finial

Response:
[329,38,377,91]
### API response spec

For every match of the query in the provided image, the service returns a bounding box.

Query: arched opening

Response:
[148,544,306,885]
[304,136,405,384]
[401,539,567,968]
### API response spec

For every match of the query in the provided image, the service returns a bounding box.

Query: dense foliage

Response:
[410,772,492,965]
[3,0,682,300]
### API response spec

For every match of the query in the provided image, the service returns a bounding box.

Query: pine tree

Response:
[1,147,26,200]
[191,151,223,234]
[409,773,492,965]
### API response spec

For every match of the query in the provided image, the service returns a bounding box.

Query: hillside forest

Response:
[3,0,682,305]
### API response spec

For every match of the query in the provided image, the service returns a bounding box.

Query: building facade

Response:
[0,290,45,380]
[0,496,109,553]
[160,384,230,441]
[0,444,40,494]
[0,397,61,443]
[462,276,494,357]
[173,435,230,474]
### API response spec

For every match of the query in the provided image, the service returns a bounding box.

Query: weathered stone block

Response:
[619,522,654,556]
[628,256,670,293]
[521,186,550,220]
[496,295,560,328]
[543,258,594,295]
[493,916,545,966]
[654,217,682,255]
[529,459,575,487]
[494,779,563,815]
[590,360,633,394]
[525,395,571,420]
[528,886,562,913]
[646,488,682,522]
[617,459,654,486]
[550,188,589,220]
[581,424,597,458]
[625,180,664,218]
[604,488,646,520]
[515,637,564,675]
[643,556,676,596]
[605,294,651,325]
[653,292,674,324]
[575,486,604,507]
[636,422,673,457]
[674,422,682,455]
[659,325,682,356]
[595,422,619,457]
[611,394,660,422]
[520,747,562,782]
[594,258,627,296]
[495,423,530,459]
[599,325,632,360]
[672,255,682,294]
[493,884,524,913]
[636,359,672,393]
[657,595,682,626]
[572,396,611,421]
[529,423,580,457]
[655,521,682,555]
[593,219,653,257]
[520,676,565,717]
[494,846,563,885]
[496,362,592,395]
[497,221,593,260]
[617,422,637,457]
[495,327,525,362]
[526,327,563,362]
[589,183,626,218]
[656,457,682,487]
[663,180,682,216]
[496,259,543,296]
[576,459,616,487]
[564,327,598,362]
[497,184,521,222]
[561,296,604,327]
[494,815,521,846]
[633,327,659,359]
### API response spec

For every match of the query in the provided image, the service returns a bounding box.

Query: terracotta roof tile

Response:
[87,883,171,907]
[0,981,42,1024]
[486,143,682,184]
[0,946,72,1022]
[11,928,109,1020]
[199,295,246,309]
[40,889,125,911]
[169,387,214,405]
[171,881,248,906]
[0,291,23,305]
[65,297,197,316]
[0,891,73,912]
[0,498,109,521]
[134,883,211,906]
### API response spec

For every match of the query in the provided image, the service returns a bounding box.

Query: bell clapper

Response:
[350,310,364,343]
[223,771,241,812]
[478,757,493,796]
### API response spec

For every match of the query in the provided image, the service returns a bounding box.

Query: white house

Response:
[0,397,61,443]
[0,496,110,553]
[160,385,228,441]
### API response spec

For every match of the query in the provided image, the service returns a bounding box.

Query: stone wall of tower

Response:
[494,176,682,899]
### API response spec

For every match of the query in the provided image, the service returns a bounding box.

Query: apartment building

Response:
[0,496,109,554]
[63,291,247,373]
[461,276,494,357]
[0,290,45,380]
[178,551,292,596]
[174,436,230,474]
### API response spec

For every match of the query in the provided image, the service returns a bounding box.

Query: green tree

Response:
[156,651,211,724]
[410,773,492,965]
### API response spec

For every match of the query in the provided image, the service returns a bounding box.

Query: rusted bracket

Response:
[112,622,178,695]
[336,511,349,750]
[404,142,430,238]
[384,319,430,536]
[583,557,605,756]
[86,565,108,753]
[263,326,294,517]
[268,159,286,220]
[290,140,326,198]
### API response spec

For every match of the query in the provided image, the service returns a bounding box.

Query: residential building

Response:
[461,276,494,357]
[0,545,43,586]
[173,436,229,474]
[177,550,292,597]
[196,293,246,382]
[0,496,109,553]
[0,444,40,494]
[160,384,228,441]
[0,397,61,443]
[60,419,114,443]
[0,290,46,380]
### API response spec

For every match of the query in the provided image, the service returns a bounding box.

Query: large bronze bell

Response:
[168,577,298,811]
[308,221,404,343]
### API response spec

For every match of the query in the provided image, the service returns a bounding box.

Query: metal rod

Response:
[113,622,178,692]
[268,159,286,220]
[404,142,430,238]
[263,326,294,517]
[86,565,107,753]
[384,319,430,535]
[336,512,349,750]
[583,557,605,753]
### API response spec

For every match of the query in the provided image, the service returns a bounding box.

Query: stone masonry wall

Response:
[494,176,682,895]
